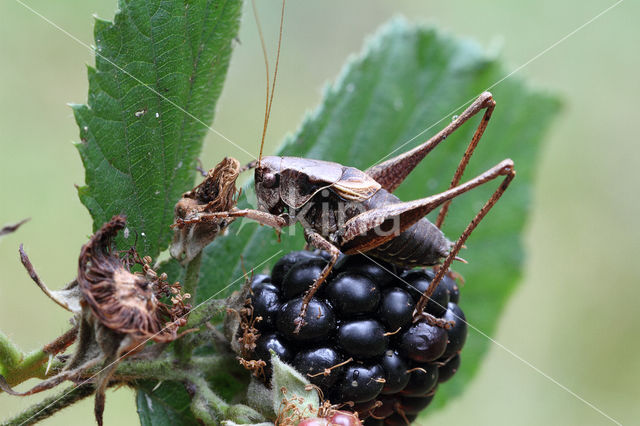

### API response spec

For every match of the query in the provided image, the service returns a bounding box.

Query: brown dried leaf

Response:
[0,218,29,238]
[171,157,241,263]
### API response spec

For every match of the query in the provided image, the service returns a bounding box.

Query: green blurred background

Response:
[1,0,638,424]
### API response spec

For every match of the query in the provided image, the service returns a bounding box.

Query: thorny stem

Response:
[1,384,97,426]
[0,327,80,388]
[0,331,50,387]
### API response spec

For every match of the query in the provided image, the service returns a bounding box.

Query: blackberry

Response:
[401,362,438,396]
[441,302,467,359]
[441,273,460,304]
[380,350,410,395]
[282,257,329,299]
[399,321,448,363]
[327,272,380,316]
[378,287,413,331]
[399,393,435,415]
[337,363,385,403]
[241,251,468,424]
[254,332,293,364]
[334,254,399,288]
[384,413,418,425]
[338,319,388,359]
[294,347,344,389]
[271,250,324,287]
[370,394,399,419]
[403,270,450,317]
[251,284,281,330]
[277,296,336,343]
[249,273,272,292]
[437,353,461,384]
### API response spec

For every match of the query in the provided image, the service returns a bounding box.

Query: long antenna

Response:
[252,0,285,167]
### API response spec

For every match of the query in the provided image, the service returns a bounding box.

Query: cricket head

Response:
[255,156,286,214]
[256,156,349,214]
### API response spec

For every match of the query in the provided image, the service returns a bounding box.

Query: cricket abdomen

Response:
[361,189,452,267]
[369,218,451,267]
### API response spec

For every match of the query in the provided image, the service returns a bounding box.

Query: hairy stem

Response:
[1,383,96,426]
[1,326,80,387]
[175,252,203,362]
[186,298,226,329]
[82,355,229,382]
[183,251,202,301]
[0,331,23,372]
[188,375,229,423]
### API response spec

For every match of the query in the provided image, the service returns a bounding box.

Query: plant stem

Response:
[7,349,49,385]
[0,331,23,372]
[1,383,96,426]
[78,354,228,382]
[188,374,229,423]
[186,298,226,328]
[175,252,203,362]
[183,251,202,301]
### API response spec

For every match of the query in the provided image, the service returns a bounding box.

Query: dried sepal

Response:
[171,157,241,263]
[19,245,82,313]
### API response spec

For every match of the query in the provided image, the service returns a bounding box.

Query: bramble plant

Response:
[0,0,559,425]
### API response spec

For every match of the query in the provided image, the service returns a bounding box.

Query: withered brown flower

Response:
[78,215,189,344]
[0,215,191,425]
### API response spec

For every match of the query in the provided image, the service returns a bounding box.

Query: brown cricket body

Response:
[254,156,451,268]
[191,91,515,328]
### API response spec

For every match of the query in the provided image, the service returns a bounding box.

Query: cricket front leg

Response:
[294,229,341,334]
[366,92,495,194]
[172,209,290,230]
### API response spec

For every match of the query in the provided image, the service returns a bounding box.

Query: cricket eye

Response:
[262,172,279,189]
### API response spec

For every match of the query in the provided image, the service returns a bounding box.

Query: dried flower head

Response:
[78,215,190,343]
[171,157,241,263]
[0,216,193,426]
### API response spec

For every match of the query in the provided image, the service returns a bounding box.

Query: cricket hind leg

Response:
[294,229,340,334]
[412,165,516,320]
[435,96,496,228]
[366,92,495,194]
[339,159,514,254]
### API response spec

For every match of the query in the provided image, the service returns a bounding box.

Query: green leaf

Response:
[198,17,560,414]
[136,380,199,426]
[74,0,243,259]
